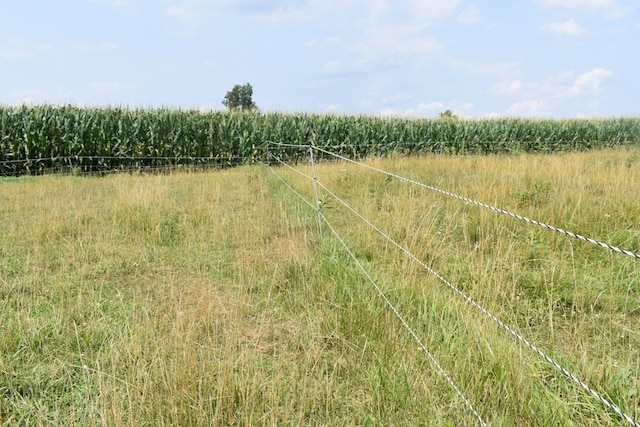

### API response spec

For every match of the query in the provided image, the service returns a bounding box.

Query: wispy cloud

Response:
[164,4,198,27]
[321,60,346,76]
[165,5,187,16]
[73,42,119,52]
[506,99,549,116]
[164,0,342,24]
[449,59,520,79]
[408,0,464,22]
[86,0,128,7]
[88,81,136,93]
[536,0,614,7]
[6,88,44,105]
[326,104,338,113]
[349,0,459,65]
[490,68,612,100]
[542,19,586,36]
[489,80,524,95]
[536,0,629,18]
[0,36,50,60]
[377,100,473,118]
[457,5,482,24]
[491,68,613,116]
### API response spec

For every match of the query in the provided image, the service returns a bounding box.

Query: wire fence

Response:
[0,156,247,177]
[2,140,636,423]
[264,140,640,426]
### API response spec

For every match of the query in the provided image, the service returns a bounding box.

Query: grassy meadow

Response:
[1,147,639,425]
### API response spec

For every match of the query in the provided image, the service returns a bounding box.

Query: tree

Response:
[439,109,459,121]
[222,83,256,111]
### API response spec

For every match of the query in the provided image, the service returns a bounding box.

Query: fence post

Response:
[265,141,270,165]
[309,143,323,235]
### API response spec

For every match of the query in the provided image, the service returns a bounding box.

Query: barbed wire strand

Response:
[312,177,639,427]
[263,161,486,426]
[274,146,640,427]
[313,146,640,261]
[265,140,313,149]
[260,160,317,211]
[0,156,245,177]
[319,210,487,427]
[266,152,315,181]
[0,155,244,164]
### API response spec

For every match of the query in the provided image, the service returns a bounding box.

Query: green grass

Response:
[1,147,639,425]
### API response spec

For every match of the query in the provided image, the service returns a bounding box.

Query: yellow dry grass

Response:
[1,147,639,425]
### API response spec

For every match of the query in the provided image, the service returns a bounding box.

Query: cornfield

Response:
[1,104,639,175]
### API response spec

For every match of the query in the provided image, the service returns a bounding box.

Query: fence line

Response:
[315,178,638,427]
[0,155,245,176]
[313,146,640,261]
[265,142,639,426]
[263,158,487,426]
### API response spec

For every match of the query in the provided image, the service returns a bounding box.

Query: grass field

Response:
[1,147,639,425]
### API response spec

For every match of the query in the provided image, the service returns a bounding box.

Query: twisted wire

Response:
[263,160,486,426]
[315,176,639,427]
[314,146,640,260]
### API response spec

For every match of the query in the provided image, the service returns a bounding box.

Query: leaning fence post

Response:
[265,141,270,165]
[309,143,323,235]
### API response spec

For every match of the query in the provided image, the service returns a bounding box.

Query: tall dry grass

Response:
[1,147,639,425]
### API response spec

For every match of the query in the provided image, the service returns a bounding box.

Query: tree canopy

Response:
[439,109,459,121]
[222,83,256,112]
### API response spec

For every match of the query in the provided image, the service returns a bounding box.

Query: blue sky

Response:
[2,0,639,118]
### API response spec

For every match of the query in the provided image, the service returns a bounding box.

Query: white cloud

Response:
[6,88,43,105]
[489,80,523,95]
[457,5,482,24]
[569,68,612,95]
[377,100,472,118]
[380,93,411,105]
[549,70,575,83]
[198,104,219,113]
[86,0,128,7]
[542,19,586,36]
[349,0,463,66]
[492,67,613,116]
[88,81,136,93]
[408,0,463,21]
[321,60,344,75]
[0,36,50,60]
[350,30,443,63]
[326,104,338,113]
[537,0,614,7]
[605,6,632,19]
[165,6,187,16]
[490,68,612,102]
[506,99,549,116]
[393,37,444,56]
[166,0,352,24]
[449,60,520,78]
[324,36,343,46]
[378,107,402,117]
[416,102,444,111]
[73,42,118,52]
[165,5,190,20]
